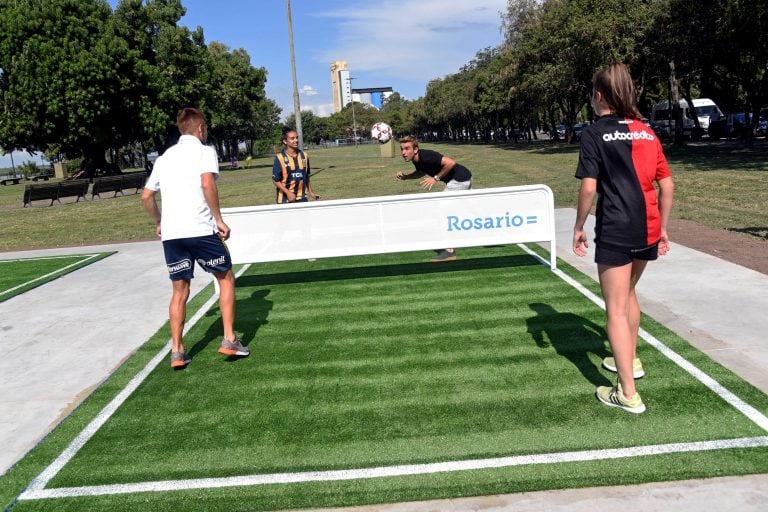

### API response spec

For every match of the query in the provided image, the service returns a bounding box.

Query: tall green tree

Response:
[111,0,207,156]
[202,42,269,158]
[0,0,129,171]
[503,0,653,141]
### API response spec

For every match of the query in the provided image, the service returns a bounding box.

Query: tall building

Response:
[330,61,350,113]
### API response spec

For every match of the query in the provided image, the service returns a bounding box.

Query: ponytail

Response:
[593,63,642,119]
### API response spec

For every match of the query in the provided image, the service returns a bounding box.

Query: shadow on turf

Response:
[186,288,274,361]
[235,254,535,287]
[527,302,612,387]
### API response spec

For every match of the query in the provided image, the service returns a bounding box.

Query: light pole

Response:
[285,0,304,149]
[347,77,357,146]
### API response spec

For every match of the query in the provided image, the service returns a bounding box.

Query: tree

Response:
[285,110,328,145]
[110,0,207,156]
[0,0,128,173]
[502,0,654,142]
[201,42,269,158]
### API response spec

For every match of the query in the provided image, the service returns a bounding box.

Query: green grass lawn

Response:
[4,246,767,511]
[1,140,766,251]
[0,252,114,302]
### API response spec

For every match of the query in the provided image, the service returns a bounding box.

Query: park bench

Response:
[23,180,89,207]
[90,171,147,199]
[22,183,60,206]
[56,180,90,203]
[121,171,147,193]
[92,172,147,199]
[0,176,22,186]
[91,176,125,199]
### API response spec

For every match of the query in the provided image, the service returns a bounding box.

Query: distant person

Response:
[141,107,249,369]
[573,63,674,413]
[394,136,473,262]
[272,128,320,203]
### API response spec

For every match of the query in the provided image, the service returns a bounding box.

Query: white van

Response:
[650,98,723,135]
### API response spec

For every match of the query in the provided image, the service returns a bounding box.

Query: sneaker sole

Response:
[602,361,645,379]
[595,391,646,414]
[218,348,249,356]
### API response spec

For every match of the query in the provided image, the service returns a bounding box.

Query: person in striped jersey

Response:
[272,128,321,204]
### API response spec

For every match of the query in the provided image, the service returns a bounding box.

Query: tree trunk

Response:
[669,60,684,144]
[74,145,121,180]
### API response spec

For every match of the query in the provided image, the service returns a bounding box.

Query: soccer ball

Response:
[370,122,392,144]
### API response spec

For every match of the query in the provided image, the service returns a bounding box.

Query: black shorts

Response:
[162,233,232,281]
[595,243,659,266]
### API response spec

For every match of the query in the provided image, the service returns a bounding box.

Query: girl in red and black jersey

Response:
[573,63,675,414]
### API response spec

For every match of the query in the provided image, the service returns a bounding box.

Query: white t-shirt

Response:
[145,135,220,241]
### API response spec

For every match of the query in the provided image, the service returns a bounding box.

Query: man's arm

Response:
[395,169,425,180]
[201,172,230,239]
[141,188,162,238]
[420,156,456,190]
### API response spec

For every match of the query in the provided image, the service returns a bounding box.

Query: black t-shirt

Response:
[414,149,471,182]
[575,115,671,250]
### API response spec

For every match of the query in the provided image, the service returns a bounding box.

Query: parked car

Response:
[572,122,590,141]
[551,124,566,139]
[650,98,723,138]
[757,116,768,137]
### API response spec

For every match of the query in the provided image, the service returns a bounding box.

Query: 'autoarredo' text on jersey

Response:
[272,149,310,203]
[575,115,671,250]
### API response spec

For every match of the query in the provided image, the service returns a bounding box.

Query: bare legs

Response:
[214,269,236,341]
[597,259,648,398]
[169,269,236,354]
[169,279,191,354]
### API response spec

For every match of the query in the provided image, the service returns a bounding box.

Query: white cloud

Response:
[312,0,506,81]
[300,102,335,118]
[300,85,319,96]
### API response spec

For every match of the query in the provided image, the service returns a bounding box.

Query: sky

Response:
[1,0,508,169]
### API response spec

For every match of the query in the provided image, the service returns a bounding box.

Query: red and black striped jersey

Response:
[576,115,671,250]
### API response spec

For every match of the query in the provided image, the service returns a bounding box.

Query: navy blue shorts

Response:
[162,233,232,281]
[595,243,658,266]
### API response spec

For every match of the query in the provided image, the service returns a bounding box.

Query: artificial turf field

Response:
[3,244,767,511]
[0,253,114,302]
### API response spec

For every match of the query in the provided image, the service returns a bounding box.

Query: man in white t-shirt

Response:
[142,107,249,369]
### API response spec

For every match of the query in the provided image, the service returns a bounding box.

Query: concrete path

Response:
[1,209,766,511]
[0,241,208,475]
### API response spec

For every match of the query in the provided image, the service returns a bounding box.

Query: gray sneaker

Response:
[218,337,249,357]
[170,352,191,369]
[431,249,457,262]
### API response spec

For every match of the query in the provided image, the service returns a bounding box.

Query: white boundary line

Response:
[18,264,250,500]
[0,253,103,297]
[0,253,101,263]
[16,250,768,501]
[517,243,768,432]
[21,436,768,499]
